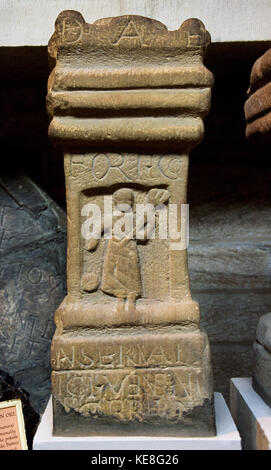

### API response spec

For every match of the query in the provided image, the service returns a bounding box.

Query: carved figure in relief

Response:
[101,188,141,314]
[85,187,169,314]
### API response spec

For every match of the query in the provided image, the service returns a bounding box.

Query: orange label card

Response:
[0,400,28,450]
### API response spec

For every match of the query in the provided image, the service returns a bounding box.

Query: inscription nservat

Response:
[51,334,206,370]
[52,367,206,421]
[70,154,185,183]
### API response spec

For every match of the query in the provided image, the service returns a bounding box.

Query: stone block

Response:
[189,243,271,291]
[253,313,271,407]
[212,344,253,400]
[245,47,271,143]
[0,173,66,413]
[230,377,271,450]
[196,291,271,344]
[47,11,215,436]
[51,328,214,436]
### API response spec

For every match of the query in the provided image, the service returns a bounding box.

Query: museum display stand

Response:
[33,393,241,450]
[230,378,271,450]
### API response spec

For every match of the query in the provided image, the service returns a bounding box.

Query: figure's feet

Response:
[116,297,125,314]
[127,293,136,315]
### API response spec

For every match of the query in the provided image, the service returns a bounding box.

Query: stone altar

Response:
[47,10,215,436]
[252,313,271,407]
[245,47,271,145]
[245,47,271,408]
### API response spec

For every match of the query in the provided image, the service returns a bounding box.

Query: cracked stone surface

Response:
[0,173,66,414]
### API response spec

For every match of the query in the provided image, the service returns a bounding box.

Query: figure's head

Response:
[113,188,134,208]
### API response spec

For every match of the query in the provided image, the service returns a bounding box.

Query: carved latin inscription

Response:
[52,367,205,421]
[60,16,83,43]
[112,20,146,46]
[51,332,207,370]
[71,154,184,183]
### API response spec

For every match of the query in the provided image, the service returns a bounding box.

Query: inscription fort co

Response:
[70,154,184,182]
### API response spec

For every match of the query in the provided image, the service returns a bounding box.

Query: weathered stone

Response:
[255,312,271,352]
[189,242,271,291]
[187,158,271,400]
[0,8,271,419]
[0,173,66,413]
[230,378,271,450]
[48,10,215,436]
[212,344,254,400]
[245,47,271,143]
[197,292,271,344]
[252,313,271,407]
[244,50,271,408]
[51,328,213,436]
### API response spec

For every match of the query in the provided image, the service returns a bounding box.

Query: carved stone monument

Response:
[245,47,271,408]
[245,47,271,145]
[0,173,66,414]
[47,10,215,436]
[252,313,271,407]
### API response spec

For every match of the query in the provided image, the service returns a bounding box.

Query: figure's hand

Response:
[147,188,170,206]
[86,238,99,251]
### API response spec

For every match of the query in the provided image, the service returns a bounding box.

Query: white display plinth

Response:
[33,393,241,450]
[230,377,271,450]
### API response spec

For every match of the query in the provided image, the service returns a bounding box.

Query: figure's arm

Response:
[134,213,154,242]
[148,188,170,206]
[86,238,100,251]
[85,217,106,251]
[135,189,170,241]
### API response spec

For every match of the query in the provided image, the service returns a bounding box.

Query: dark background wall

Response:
[0,41,271,411]
[190,42,271,398]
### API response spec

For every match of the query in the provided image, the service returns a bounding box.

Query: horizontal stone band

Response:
[51,329,207,371]
[51,65,214,91]
[54,299,200,330]
[245,110,271,139]
[47,88,211,117]
[245,82,271,122]
[49,116,204,149]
